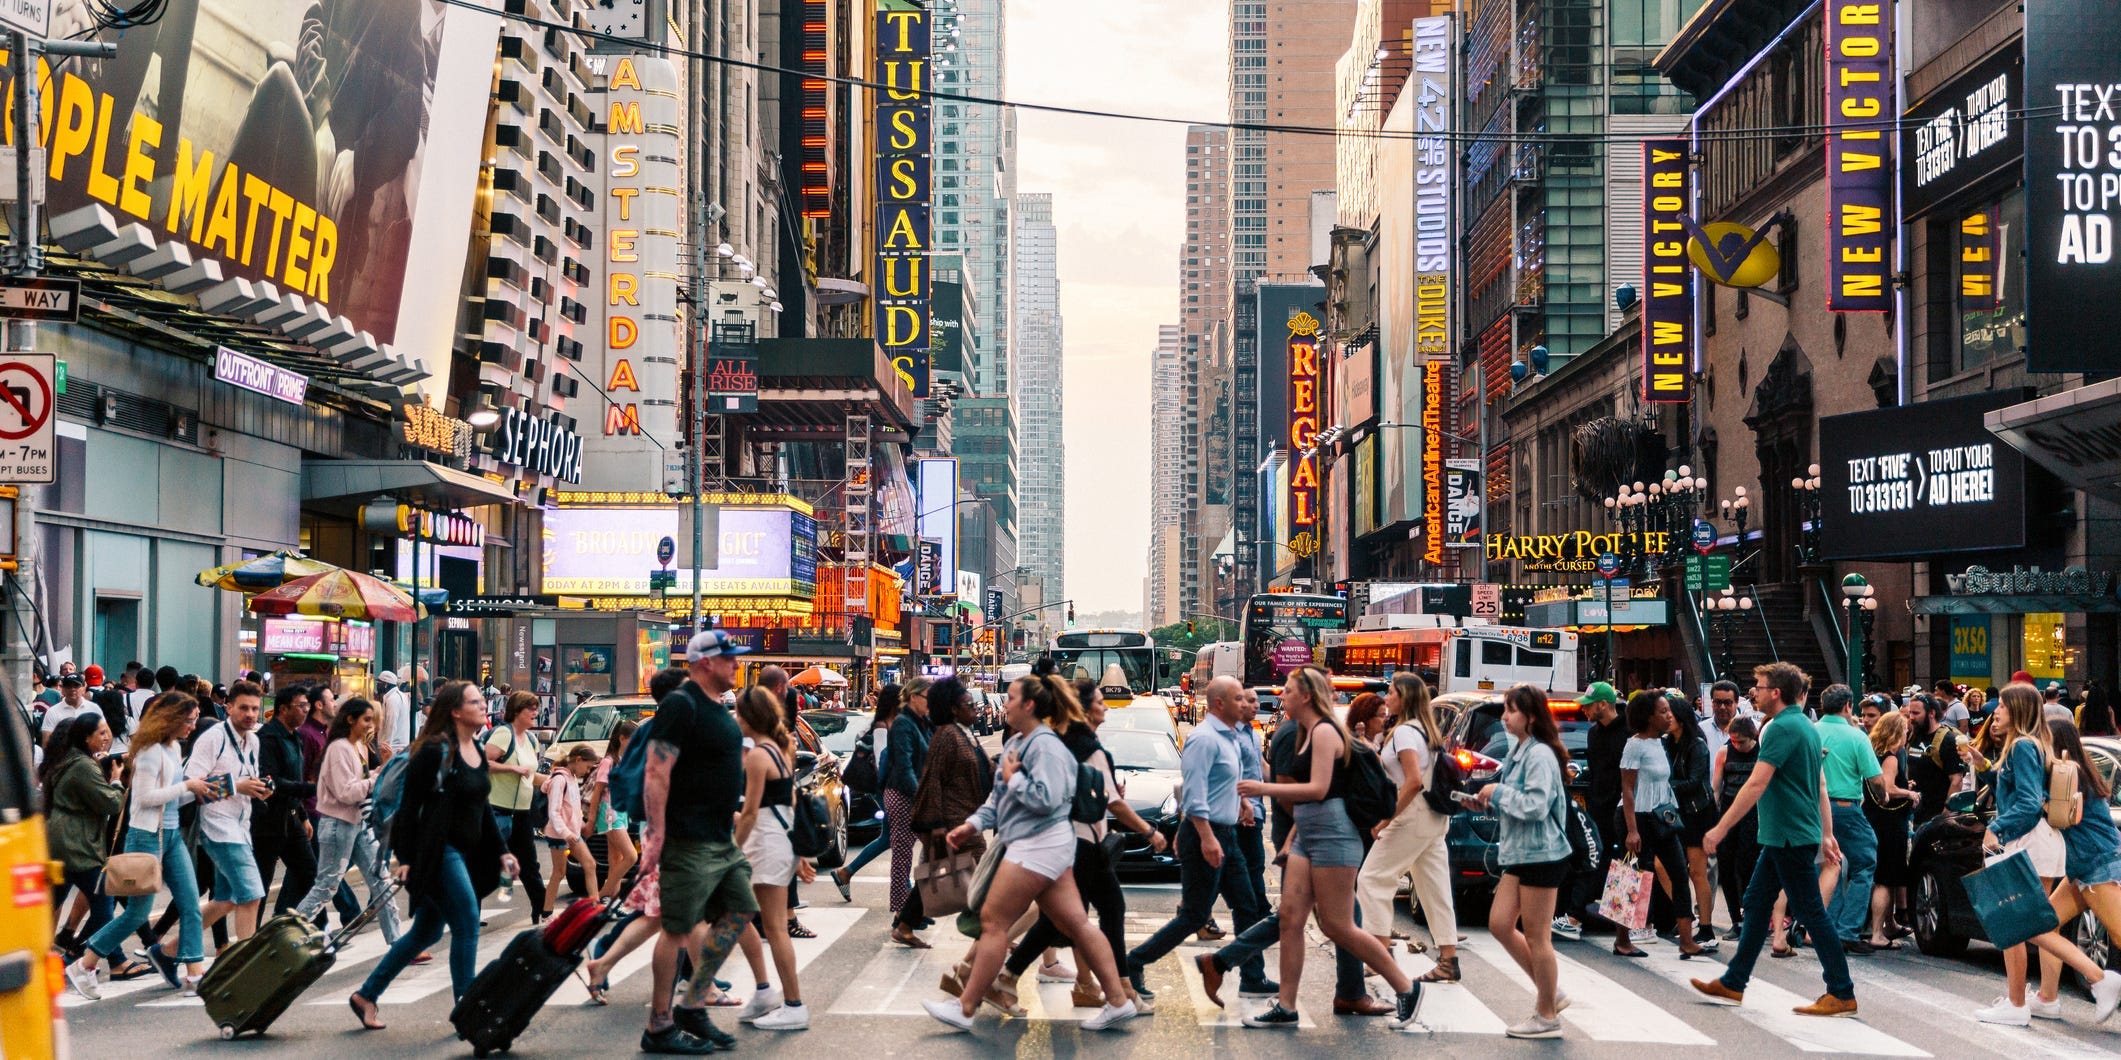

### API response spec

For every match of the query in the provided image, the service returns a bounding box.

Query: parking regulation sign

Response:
[0,354,56,483]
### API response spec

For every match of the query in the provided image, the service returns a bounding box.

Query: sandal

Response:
[1771,946,1795,959]
[1403,938,1430,955]
[788,918,817,940]
[106,959,154,981]
[577,967,610,1005]
[1417,956,1460,983]
[891,928,931,949]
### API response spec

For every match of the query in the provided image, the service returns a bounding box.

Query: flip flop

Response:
[107,960,153,981]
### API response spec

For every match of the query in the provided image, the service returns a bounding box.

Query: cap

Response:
[1578,681,1618,706]
[686,628,754,659]
[2010,670,2036,685]
[2045,681,2065,693]
[375,669,401,686]
[84,664,105,686]
[59,673,83,687]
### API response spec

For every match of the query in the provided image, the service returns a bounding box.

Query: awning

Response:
[1986,378,2121,501]
[302,459,520,516]
[1911,594,2121,615]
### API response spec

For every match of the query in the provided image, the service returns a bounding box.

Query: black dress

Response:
[1864,748,1913,889]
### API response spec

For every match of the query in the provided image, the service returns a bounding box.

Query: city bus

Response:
[1049,629,1161,699]
[1321,614,1580,694]
[1188,641,1241,692]
[1240,592,1352,686]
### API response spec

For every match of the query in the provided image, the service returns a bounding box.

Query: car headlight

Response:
[1159,793,1177,820]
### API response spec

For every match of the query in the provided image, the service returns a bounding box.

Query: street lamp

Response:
[1841,573,1876,693]
[1717,486,1752,554]
[1793,463,1823,565]
[1706,587,1753,681]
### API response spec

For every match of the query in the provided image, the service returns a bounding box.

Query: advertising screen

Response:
[2025,1,2121,372]
[1819,390,2031,559]
[916,458,958,594]
[543,507,805,596]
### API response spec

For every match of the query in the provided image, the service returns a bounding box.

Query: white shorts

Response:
[1002,821,1078,882]
[743,814,798,888]
[2005,820,2069,879]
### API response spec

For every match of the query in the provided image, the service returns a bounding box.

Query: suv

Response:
[1439,693,1594,894]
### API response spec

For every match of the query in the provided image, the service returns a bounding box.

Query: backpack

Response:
[365,748,412,829]
[785,789,831,858]
[607,715,655,820]
[1415,731,1467,816]
[2046,758,2084,829]
[841,725,881,796]
[1341,739,1399,834]
[1564,794,1604,875]
[1034,729,1107,825]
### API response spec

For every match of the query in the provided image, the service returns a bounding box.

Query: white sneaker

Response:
[64,960,102,1001]
[754,1003,810,1030]
[1551,917,1582,941]
[1506,1015,1563,1038]
[1973,997,2031,1026]
[1037,961,1077,984]
[2093,972,2121,1024]
[1630,927,1658,945]
[2031,995,2063,1020]
[738,986,783,1023]
[1081,999,1138,1031]
[922,998,975,1032]
[180,975,202,998]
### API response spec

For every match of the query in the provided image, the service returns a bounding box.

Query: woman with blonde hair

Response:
[1354,672,1459,981]
[1862,710,1919,951]
[1236,666,1421,1028]
[1974,684,2121,1025]
[732,686,815,1030]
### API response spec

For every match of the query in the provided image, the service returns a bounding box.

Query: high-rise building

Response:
[1180,126,1231,620]
[1147,325,1184,626]
[1014,193,1065,601]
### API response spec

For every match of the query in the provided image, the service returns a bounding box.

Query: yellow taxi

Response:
[1,706,62,1059]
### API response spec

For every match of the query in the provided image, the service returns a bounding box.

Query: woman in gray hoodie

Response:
[925,673,1138,1034]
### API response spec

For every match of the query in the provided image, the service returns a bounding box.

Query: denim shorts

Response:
[2074,853,2121,888]
[1290,798,1366,868]
[202,839,266,904]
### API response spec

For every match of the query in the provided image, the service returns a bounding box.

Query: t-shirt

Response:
[652,680,745,842]
[184,721,260,844]
[1621,735,1677,812]
[1756,708,1824,847]
[1380,722,1433,788]
[1942,700,1970,729]
[1817,714,1881,801]
[1268,718,1301,847]
[1585,716,1629,823]
[1906,724,1965,820]
[484,727,542,812]
[39,700,92,737]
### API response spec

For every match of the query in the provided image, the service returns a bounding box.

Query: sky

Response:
[1008,0,1226,619]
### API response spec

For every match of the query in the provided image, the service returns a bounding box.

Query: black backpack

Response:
[1342,740,1399,833]
[1421,737,1469,816]
[841,725,881,796]
[786,789,831,858]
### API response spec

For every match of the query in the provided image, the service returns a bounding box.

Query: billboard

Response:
[1901,44,2020,220]
[2026,2,2121,372]
[1286,311,1322,559]
[542,507,813,596]
[1818,390,2031,559]
[1824,0,1894,312]
[874,2,932,397]
[1380,13,1456,526]
[1445,458,1481,547]
[916,457,958,594]
[1641,139,1692,402]
[1420,361,1445,564]
[6,1,497,361]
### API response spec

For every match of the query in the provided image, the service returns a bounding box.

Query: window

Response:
[1455,640,1472,678]
[1481,641,1513,667]
[1517,647,1553,669]
[1956,188,2026,373]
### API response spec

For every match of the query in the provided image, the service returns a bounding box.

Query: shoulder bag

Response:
[99,779,161,898]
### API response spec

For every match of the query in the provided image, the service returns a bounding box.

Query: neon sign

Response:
[1286,311,1321,559]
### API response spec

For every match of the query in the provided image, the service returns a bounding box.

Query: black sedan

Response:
[1909,736,2121,989]
[1098,728,1185,878]
[1439,693,1595,895]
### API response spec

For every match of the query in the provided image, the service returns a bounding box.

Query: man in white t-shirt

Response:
[1933,680,1969,731]
[40,674,93,737]
[179,683,275,944]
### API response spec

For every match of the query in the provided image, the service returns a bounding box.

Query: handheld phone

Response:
[1450,790,1482,807]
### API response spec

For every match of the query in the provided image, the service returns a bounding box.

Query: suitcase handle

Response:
[328,879,401,952]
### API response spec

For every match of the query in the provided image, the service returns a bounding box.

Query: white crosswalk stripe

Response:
[1833,953,2119,1060]
[1454,932,1715,1043]
[1393,946,1508,1035]
[1627,946,1929,1055]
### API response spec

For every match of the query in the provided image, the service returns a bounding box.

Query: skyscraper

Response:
[1180,126,1231,619]
[1147,324,1185,626]
[1014,193,1065,603]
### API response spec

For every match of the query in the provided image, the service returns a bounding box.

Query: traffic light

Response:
[1187,621,1195,635]
[1066,602,1075,623]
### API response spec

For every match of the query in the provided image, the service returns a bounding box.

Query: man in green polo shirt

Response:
[1692,661,1856,1018]
[1815,684,1882,952]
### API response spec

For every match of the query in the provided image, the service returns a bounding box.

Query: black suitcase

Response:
[198,884,395,1039]
[449,899,613,1056]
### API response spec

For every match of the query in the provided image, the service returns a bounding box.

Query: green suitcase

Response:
[198,884,393,1039]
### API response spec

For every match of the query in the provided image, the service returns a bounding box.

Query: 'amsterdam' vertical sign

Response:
[1641,139,1692,403]
[2025,0,2121,372]
[1825,0,1894,312]
[874,1,932,397]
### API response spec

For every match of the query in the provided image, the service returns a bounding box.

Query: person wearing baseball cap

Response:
[83,664,106,689]
[42,672,93,736]
[1578,681,1619,708]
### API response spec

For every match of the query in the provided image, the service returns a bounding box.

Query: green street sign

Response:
[1685,554,1732,592]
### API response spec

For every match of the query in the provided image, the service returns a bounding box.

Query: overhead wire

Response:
[438,0,2065,149]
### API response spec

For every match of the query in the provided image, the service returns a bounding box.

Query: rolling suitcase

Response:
[449,898,614,1056]
[198,883,396,1039]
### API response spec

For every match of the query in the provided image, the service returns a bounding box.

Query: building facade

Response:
[1148,325,1185,626]
[1013,193,1065,602]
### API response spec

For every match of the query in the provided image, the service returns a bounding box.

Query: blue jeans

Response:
[359,845,481,1003]
[52,867,115,945]
[86,826,203,964]
[1215,900,1367,999]
[1721,843,1854,1000]
[841,829,891,878]
[1825,803,1877,940]
[1127,822,1267,987]
[297,816,403,944]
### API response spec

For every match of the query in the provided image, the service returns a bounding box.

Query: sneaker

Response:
[2031,995,2064,1021]
[1695,936,1721,952]
[754,1003,809,1030]
[1242,1002,1302,1028]
[1793,994,1859,1018]
[1506,1015,1563,1039]
[180,975,202,998]
[64,959,102,1001]
[1550,917,1582,941]
[1037,960,1077,984]
[1394,983,1423,1027]
[640,1024,717,1054]
[1695,924,1718,943]
[738,985,783,1023]
[1127,972,1156,1002]
[674,1006,738,1050]
[1237,979,1280,999]
[1630,927,1657,945]
[1081,999,1138,1031]
[1721,925,1745,942]
[1974,997,2031,1026]
[141,945,179,989]
[2092,972,2121,1023]
[921,998,975,1032]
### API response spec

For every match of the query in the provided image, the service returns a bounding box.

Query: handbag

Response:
[954,838,1009,938]
[1964,849,2061,949]
[912,847,980,917]
[99,785,161,898]
[1596,855,1655,930]
[2045,760,2084,829]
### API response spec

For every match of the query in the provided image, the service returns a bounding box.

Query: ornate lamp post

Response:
[1706,586,1752,681]
[1793,463,1823,565]
[1841,573,1876,693]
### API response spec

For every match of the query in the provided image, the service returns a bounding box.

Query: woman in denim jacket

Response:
[1474,684,1573,1039]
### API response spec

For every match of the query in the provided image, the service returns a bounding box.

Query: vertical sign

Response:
[1641,139,1693,402]
[588,55,682,490]
[2026,0,2121,372]
[1285,311,1322,560]
[1825,0,1894,312]
[915,457,958,593]
[1420,362,1445,564]
[874,2,932,397]
[1959,208,1997,312]
[705,326,761,412]
[1444,457,1482,546]
[798,0,833,217]
[1411,14,1456,371]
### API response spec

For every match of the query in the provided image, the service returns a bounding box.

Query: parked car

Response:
[1909,735,2121,989]
[542,695,658,770]
[805,710,884,844]
[1102,705,1184,749]
[1098,728,1185,878]
[1438,692,1593,894]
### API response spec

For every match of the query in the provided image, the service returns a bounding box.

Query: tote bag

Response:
[1964,849,2060,950]
[1596,856,1655,930]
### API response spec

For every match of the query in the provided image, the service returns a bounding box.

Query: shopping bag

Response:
[1596,856,1655,930]
[913,848,980,918]
[955,840,1009,939]
[1964,849,2060,950]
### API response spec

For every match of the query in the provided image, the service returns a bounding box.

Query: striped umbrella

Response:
[246,569,421,623]
[196,550,340,591]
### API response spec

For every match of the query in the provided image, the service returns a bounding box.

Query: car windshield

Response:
[1102,708,1174,736]
[557,702,654,744]
[1100,729,1182,770]
[808,712,873,755]
[1458,703,1592,760]
[1051,649,1155,693]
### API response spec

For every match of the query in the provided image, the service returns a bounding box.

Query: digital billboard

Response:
[916,457,958,594]
[543,507,813,596]
[2026,1,2121,372]
[1819,390,2031,559]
